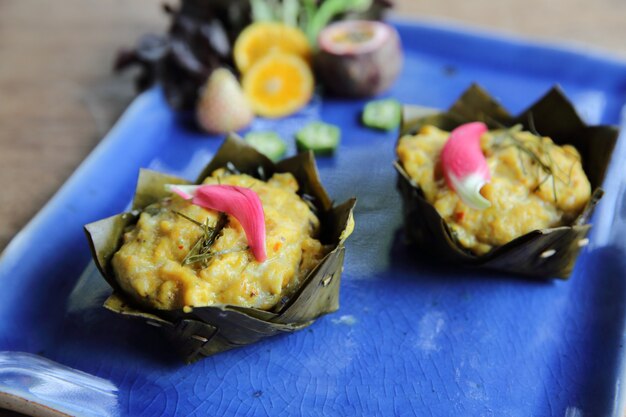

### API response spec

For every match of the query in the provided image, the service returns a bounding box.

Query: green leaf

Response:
[282,0,300,26]
[250,0,277,22]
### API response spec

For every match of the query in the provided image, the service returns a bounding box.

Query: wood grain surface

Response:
[0,2,624,416]
[0,0,624,254]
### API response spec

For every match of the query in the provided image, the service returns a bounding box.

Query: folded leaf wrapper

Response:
[85,134,356,363]
[395,84,618,279]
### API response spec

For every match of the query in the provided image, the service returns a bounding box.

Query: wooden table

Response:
[0,2,625,415]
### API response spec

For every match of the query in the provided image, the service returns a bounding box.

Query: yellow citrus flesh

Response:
[234,22,312,74]
[242,53,314,118]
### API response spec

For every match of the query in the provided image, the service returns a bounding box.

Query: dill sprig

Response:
[173,210,203,227]
[183,245,250,265]
[490,122,577,203]
[174,211,229,267]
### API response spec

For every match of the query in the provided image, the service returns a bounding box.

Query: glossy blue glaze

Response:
[0,351,118,416]
[2,21,626,417]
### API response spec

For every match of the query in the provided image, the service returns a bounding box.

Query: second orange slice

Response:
[242,53,314,118]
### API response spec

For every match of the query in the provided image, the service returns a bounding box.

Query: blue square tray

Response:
[2,20,626,416]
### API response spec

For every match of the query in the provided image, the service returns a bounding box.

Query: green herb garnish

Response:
[491,123,577,203]
[183,245,250,265]
[174,211,229,267]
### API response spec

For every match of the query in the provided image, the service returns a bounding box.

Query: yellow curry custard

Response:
[85,135,356,362]
[395,85,618,278]
[111,169,327,311]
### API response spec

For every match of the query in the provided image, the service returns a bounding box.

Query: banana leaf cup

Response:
[85,134,356,363]
[395,84,618,279]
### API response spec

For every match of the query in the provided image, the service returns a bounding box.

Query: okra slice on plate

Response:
[362,98,402,131]
[244,131,287,162]
[295,121,341,156]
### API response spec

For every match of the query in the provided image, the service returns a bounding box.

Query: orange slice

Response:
[242,53,314,118]
[234,22,312,74]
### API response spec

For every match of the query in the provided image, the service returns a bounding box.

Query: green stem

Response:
[307,0,373,44]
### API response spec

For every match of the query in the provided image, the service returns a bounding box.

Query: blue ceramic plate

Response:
[2,20,626,417]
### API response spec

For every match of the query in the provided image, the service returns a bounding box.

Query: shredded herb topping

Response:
[490,123,579,203]
[173,210,240,267]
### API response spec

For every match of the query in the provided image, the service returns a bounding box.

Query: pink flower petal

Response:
[441,122,491,210]
[183,185,267,262]
[166,184,199,200]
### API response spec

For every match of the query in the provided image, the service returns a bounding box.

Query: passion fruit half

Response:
[315,20,403,98]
